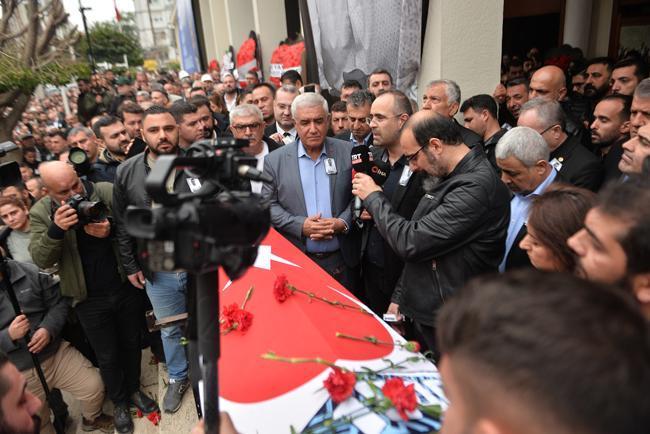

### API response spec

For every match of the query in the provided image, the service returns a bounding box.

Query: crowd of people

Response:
[0,43,649,434]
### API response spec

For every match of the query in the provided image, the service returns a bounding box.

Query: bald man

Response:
[529,65,592,149]
[29,161,157,432]
[529,65,568,101]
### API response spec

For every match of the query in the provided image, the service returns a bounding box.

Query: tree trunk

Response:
[0,91,31,163]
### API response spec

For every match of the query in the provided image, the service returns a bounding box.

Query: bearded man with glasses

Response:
[352,112,510,359]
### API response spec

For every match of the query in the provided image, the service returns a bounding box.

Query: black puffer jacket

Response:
[112,150,189,278]
[364,146,510,326]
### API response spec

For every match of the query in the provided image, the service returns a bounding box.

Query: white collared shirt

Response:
[251,141,270,194]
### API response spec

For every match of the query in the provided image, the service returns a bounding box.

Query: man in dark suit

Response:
[264,84,299,145]
[335,90,374,147]
[229,104,281,194]
[496,127,560,272]
[262,93,359,290]
[590,94,631,184]
[518,98,603,191]
[360,90,424,315]
[420,79,483,149]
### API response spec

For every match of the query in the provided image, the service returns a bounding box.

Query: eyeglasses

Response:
[404,146,424,163]
[231,122,261,132]
[539,124,558,135]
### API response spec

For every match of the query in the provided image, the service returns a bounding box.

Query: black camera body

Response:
[125,138,271,278]
[66,194,108,227]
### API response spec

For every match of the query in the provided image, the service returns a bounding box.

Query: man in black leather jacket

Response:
[112,105,192,414]
[352,112,510,357]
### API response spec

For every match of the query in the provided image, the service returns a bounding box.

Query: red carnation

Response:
[147,410,161,426]
[273,274,293,303]
[220,303,240,332]
[323,367,356,403]
[382,377,418,420]
[220,303,253,333]
[235,309,253,332]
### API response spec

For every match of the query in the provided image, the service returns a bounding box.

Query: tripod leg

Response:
[195,271,220,434]
[185,274,203,419]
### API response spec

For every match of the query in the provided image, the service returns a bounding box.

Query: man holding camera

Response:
[113,105,191,413]
[29,161,157,433]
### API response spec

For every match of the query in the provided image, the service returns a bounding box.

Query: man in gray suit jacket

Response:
[262,93,359,290]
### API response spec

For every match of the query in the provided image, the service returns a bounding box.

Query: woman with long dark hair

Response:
[519,184,596,273]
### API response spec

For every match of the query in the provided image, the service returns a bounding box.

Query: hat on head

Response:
[201,73,213,82]
[179,70,190,80]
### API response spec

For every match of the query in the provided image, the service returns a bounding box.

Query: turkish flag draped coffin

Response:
[216,229,443,433]
[218,229,392,403]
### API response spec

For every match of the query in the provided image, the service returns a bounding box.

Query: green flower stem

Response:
[335,332,420,352]
[260,352,341,369]
[288,284,372,315]
[241,285,254,310]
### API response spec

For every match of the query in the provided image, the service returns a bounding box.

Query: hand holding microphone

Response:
[351,145,373,223]
[352,158,392,201]
[352,172,382,201]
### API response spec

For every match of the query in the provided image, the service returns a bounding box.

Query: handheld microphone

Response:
[369,159,391,186]
[351,145,373,223]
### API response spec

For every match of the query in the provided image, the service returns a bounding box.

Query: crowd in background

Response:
[0,41,649,434]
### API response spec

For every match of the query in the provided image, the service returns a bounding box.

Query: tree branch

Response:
[0,0,18,41]
[36,0,68,56]
[0,23,30,47]
[0,92,30,142]
[22,0,39,66]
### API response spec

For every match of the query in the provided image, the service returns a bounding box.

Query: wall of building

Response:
[197,0,230,65]
[418,0,505,111]
[196,0,288,79]
[588,0,614,57]
[252,0,288,81]
[134,0,178,62]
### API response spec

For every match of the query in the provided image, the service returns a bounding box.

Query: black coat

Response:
[112,150,190,278]
[483,128,507,171]
[360,149,425,292]
[265,136,282,153]
[364,146,511,326]
[264,123,278,137]
[0,260,70,371]
[601,136,627,186]
[550,135,604,191]
[454,119,483,150]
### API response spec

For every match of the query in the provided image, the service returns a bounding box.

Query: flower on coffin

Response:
[273,274,293,302]
[261,351,442,432]
[381,377,418,420]
[220,286,254,335]
[272,274,371,315]
[323,367,356,403]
